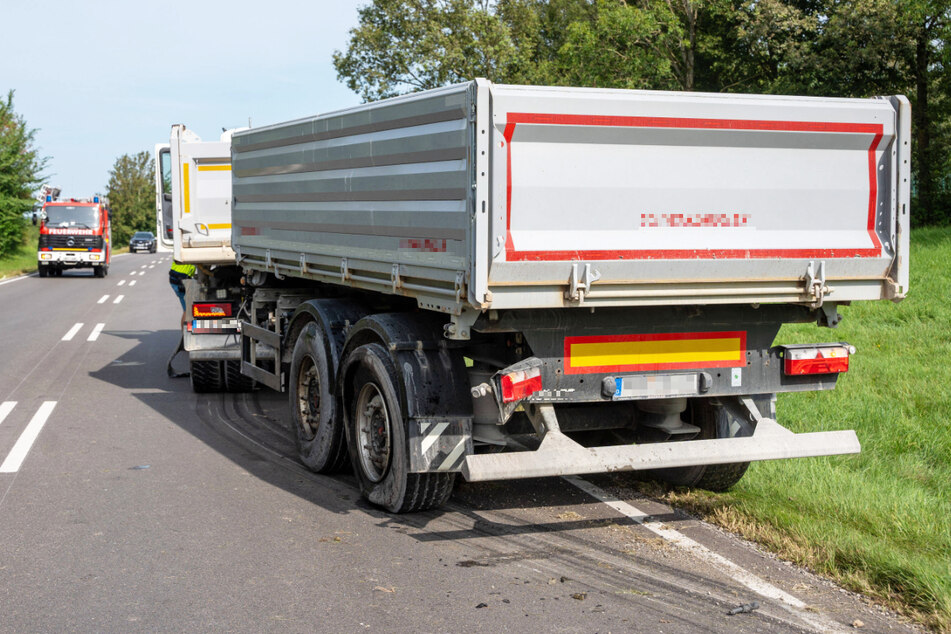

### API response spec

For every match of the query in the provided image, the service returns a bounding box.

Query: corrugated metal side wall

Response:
[232,84,473,314]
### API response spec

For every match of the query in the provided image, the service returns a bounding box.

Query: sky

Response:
[1,0,369,198]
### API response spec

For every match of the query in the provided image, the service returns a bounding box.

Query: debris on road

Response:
[728,601,760,615]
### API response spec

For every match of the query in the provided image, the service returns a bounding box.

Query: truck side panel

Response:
[231,85,473,315]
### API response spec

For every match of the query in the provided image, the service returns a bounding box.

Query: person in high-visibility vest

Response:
[167,261,196,378]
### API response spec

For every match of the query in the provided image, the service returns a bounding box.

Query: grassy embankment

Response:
[0,225,129,280]
[0,224,39,279]
[660,227,951,630]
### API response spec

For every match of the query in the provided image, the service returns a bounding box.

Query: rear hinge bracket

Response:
[804,260,828,307]
[566,263,601,303]
[340,257,350,282]
[299,253,309,275]
[454,271,466,303]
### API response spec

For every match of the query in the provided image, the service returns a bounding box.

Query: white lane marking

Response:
[148,265,155,269]
[0,401,57,473]
[564,476,849,633]
[113,253,129,259]
[0,402,16,426]
[113,295,124,304]
[117,280,126,286]
[140,265,147,269]
[129,280,137,287]
[150,260,157,264]
[0,273,37,286]
[97,295,109,304]
[62,323,84,341]
[87,323,106,341]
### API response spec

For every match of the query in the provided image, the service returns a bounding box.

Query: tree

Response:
[0,90,46,257]
[105,151,154,247]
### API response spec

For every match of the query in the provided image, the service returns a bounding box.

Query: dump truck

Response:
[163,80,911,513]
[154,126,256,391]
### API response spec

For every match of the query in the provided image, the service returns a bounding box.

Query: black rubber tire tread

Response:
[649,398,752,492]
[288,322,348,473]
[694,461,750,492]
[224,360,256,393]
[190,360,224,393]
[94,266,104,278]
[343,343,454,513]
[38,266,48,278]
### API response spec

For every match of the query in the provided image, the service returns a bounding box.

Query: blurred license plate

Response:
[613,373,699,400]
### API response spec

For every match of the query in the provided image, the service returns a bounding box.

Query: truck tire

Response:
[343,343,454,513]
[190,360,224,393]
[288,322,348,473]
[94,266,105,278]
[38,266,48,278]
[651,398,756,492]
[224,360,256,393]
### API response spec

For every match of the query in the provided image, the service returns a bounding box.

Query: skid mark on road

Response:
[565,475,849,633]
[0,401,57,473]
[62,323,84,341]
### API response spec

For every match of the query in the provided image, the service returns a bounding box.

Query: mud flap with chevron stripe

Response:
[408,418,472,473]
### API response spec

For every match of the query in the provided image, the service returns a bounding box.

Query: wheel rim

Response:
[296,356,320,440]
[355,382,391,483]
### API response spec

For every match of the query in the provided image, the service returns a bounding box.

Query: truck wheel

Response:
[224,360,256,393]
[190,360,224,393]
[288,323,348,473]
[94,266,105,278]
[653,398,754,492]
[343,343,454,513]
[38,266,48,278]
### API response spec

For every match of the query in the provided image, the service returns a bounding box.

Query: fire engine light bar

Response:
[782,344,854,375]
[500,367,543,403]
[193,303,233,318]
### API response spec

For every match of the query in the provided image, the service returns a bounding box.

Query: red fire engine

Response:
[37,193,111,278]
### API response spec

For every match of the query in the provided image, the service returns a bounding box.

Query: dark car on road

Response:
[129,231,156,253]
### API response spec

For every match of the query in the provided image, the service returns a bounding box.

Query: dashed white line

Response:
[87,323,106,341]
[148,265,155,269]
[564,476,849,633]
[113,295,124,304]
[140,265,147,269]
[62,323,84,341]
[97,295,109,304]
[129,280,137,287]
[0,402,15,426]
[117,280,126,286]
[0,401,57,473]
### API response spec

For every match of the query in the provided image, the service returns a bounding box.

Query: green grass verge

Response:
[661,226,951,630]
[0,224,39,279]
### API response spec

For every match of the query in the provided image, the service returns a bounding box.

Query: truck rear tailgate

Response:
[479,84,910,309]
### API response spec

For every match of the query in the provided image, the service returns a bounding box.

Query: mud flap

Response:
[408,418,472,473]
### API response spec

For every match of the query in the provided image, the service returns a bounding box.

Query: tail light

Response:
[193,303,233,318]
[499,367,543,403]
[781,343,854,375]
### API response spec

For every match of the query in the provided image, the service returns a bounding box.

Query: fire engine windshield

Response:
[45,205,99,228]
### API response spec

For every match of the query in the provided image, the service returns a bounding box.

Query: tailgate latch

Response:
[566,263,601,303]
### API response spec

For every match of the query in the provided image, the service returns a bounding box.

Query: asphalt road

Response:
[0,254,919,633]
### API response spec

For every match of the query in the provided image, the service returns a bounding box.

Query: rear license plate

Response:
[613,373,699,400]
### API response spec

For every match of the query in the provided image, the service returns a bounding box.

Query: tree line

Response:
[334,0,951,226]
